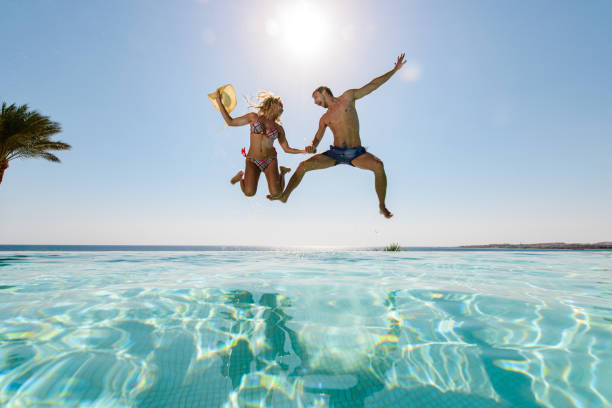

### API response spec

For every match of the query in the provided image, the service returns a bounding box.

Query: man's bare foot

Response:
[280,166,291,175]
[380,205,393,219]
[230,171,243,185]
[267,192,288,203]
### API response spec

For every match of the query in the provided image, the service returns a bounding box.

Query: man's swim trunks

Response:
[323,145,367,166]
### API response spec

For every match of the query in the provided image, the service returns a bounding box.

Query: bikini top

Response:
[250,119,279,141]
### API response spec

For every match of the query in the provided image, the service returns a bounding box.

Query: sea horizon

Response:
[1,244,610,252]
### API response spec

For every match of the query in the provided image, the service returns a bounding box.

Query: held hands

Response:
[393,53,406,72]
[305,144,317,154]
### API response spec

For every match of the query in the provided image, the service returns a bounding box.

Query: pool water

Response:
[0,250,610,407]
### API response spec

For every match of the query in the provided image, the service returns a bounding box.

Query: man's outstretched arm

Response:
[352,53,406,100]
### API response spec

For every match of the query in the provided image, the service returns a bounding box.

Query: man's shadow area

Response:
[134,289,544,408]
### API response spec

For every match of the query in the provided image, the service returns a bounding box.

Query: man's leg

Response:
[351,153,393,218]
[279,166,291,191]
[269,154,336,202]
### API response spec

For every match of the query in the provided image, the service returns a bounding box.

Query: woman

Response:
[216,90,304,198]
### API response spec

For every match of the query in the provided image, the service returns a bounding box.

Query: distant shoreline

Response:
[457,242,612,250]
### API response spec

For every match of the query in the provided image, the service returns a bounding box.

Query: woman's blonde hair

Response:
[247,91,283,123]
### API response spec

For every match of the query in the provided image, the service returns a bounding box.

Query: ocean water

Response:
[0,250,610,407]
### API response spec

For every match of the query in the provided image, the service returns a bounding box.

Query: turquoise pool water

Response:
[0,250,610,407]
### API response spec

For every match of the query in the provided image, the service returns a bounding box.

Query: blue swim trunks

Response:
[322,145,367,166]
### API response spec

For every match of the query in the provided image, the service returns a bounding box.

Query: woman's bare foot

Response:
[380,205,393,219]
[280,166,291,175]
[230,171,244,185]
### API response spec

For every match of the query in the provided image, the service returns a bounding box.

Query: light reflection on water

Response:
[0,251,611,407]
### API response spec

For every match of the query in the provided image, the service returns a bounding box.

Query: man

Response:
[269,53,406,218]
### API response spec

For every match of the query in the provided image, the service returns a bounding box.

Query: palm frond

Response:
[39,152,61,162]
[0,102,70,185]
[0,102,69,164]
[0,133,30,157]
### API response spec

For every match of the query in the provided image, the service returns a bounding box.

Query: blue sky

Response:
[1,0,611,246]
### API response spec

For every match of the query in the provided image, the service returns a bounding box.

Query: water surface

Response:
[0,250,610,407]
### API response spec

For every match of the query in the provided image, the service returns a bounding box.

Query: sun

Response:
[266,2,330,59]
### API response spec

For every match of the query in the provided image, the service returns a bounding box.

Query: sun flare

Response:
[266,2,330,58]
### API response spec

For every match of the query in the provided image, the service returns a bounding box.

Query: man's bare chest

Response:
[326,104,356,126]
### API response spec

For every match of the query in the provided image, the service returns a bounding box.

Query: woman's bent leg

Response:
[240,159,261,197]
[263,159,282,197]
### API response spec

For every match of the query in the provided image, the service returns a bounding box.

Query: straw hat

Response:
[208,84,237,113]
